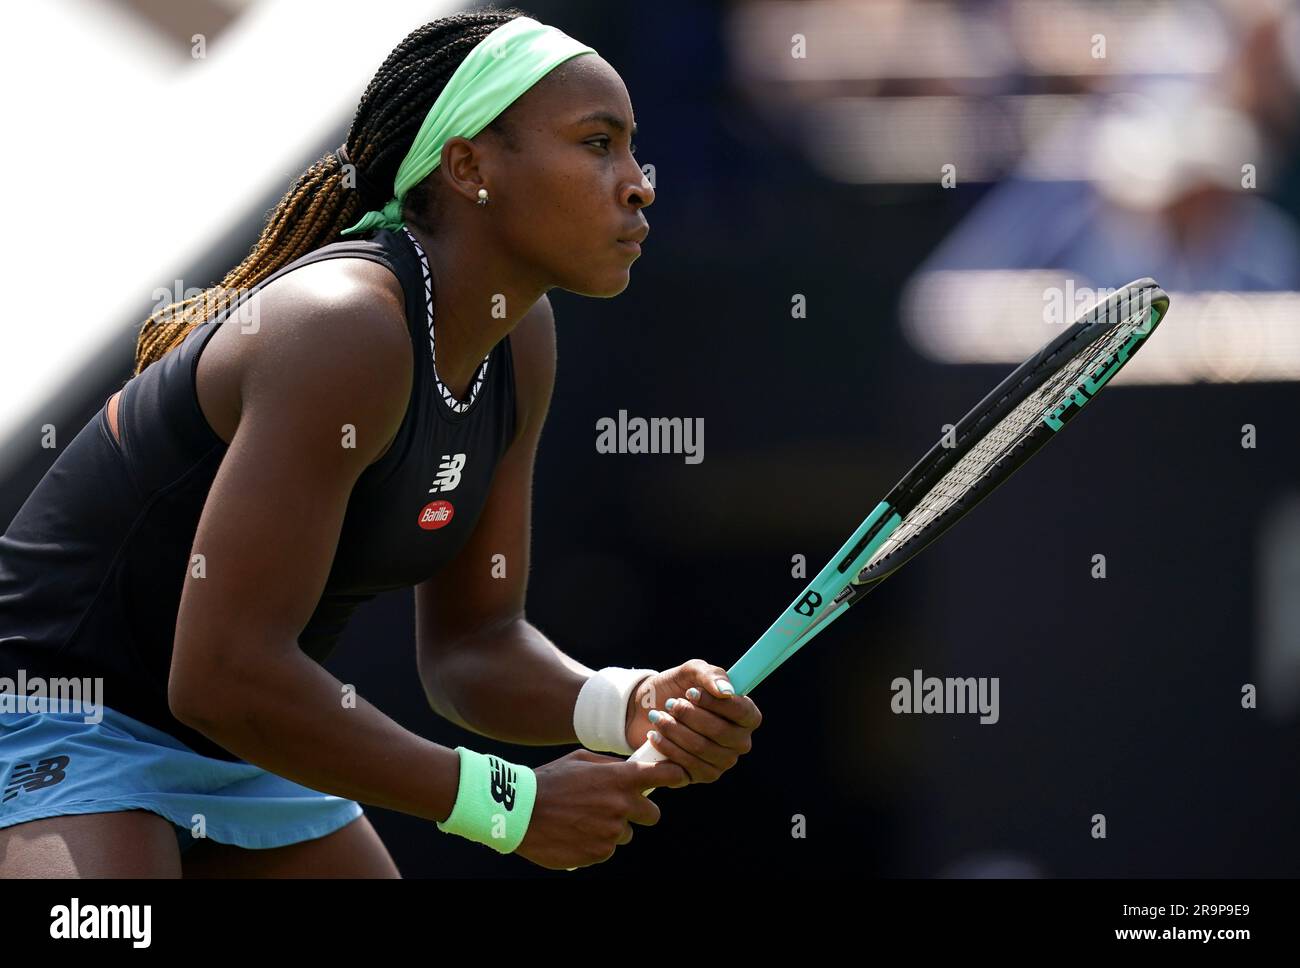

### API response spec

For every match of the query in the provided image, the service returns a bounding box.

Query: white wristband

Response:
[573,666,658,755]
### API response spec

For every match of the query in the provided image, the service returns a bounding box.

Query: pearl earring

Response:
[476,188,490,206]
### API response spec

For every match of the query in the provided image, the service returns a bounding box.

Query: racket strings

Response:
[860,310,1149,575]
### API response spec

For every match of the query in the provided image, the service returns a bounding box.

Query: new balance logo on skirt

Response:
[4,754,71,803]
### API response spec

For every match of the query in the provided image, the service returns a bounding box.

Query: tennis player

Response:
[0,9,761,877]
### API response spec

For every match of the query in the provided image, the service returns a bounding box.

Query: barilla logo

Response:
[417,500,455,530]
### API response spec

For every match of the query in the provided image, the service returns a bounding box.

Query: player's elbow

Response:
[168,678,217,730]
[167,661,234,730]
[167,632,277,731]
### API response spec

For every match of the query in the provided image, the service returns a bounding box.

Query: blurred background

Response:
[2,0,1297,876]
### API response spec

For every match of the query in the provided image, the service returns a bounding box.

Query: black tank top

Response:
[0,227,519,761]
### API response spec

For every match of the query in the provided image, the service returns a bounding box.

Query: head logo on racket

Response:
[1043,303,1160,432]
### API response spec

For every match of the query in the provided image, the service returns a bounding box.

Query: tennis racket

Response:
[628,277,1170,779]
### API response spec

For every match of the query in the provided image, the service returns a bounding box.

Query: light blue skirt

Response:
[0,704,363,854]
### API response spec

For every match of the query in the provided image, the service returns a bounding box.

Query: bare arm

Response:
[167,260,460,823]
[414,296,762,790]
[416,295,605,744]
[425,618,594,745]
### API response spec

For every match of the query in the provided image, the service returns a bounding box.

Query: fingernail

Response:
[686,687,700,701]
[665,698,678,711]
[716,678,735,696]
[647,730,660,743]
[648,709,662,724]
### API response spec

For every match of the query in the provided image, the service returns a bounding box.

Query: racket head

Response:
[851,277,1169,588]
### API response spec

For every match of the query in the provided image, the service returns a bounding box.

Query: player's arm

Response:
[414,294,599,745]
[167,260,461,823]
[417,298,761,780]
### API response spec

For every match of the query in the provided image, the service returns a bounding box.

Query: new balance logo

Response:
[428,453,467,493]
[3,754,70,802]
[488,755,517,811]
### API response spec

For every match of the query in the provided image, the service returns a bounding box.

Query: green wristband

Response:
[435,747,537,854]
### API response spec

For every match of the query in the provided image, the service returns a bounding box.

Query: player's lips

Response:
[617,223,649,250]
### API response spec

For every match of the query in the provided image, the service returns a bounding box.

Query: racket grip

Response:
[627,735,668,796]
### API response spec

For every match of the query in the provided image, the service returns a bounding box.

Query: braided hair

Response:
[133,6,531,374]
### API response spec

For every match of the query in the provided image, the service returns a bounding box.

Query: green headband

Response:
[340,16,597,236]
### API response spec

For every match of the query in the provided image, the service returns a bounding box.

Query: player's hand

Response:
[625,659,762,783]
[515,749,688,870]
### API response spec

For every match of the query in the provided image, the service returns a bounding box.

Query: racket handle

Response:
[627,735,668,796]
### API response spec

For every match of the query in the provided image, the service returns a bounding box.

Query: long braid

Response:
[133,7,530,375]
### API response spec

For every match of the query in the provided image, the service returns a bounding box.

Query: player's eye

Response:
[588,136,637,156]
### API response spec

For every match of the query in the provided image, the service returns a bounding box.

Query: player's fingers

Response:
[679,684,763,731]
[624,791,662,827]
[625,757,689,792]
[660,699,753,754]
[651,709,743,771]
[641,726,723,783]
[682,659,735,699]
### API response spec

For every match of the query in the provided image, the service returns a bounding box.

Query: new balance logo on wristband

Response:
[436,748,534,855]
[488,755,517,811]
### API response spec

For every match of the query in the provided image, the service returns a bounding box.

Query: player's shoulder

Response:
[240,256,411,383]
[229,256,414,445]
